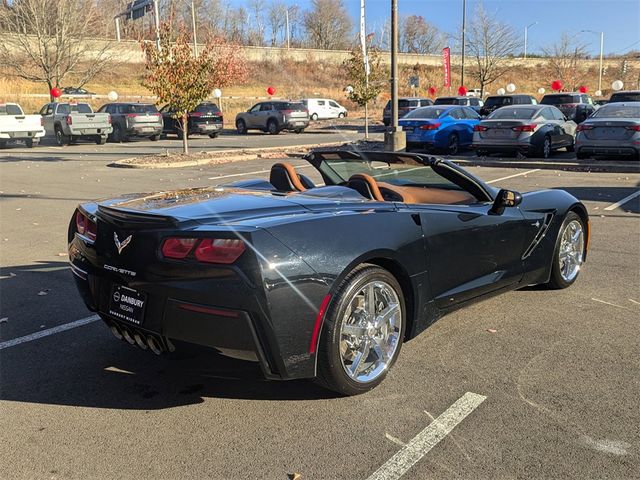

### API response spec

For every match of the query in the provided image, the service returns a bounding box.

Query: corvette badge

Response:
[114,232,132,254]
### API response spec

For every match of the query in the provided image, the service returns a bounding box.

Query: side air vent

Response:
[522,213,554,259]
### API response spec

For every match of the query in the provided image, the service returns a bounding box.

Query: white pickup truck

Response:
[0,103,45,148]
[39,102,112,146]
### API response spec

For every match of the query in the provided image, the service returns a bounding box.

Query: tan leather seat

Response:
[269,162,307,192]
[346,173,385,201]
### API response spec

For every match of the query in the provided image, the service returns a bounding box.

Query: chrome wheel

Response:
[558,219,584,282]
[542,137,551,158]
[339,280,402,383]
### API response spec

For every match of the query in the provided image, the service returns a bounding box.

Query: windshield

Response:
[489,108,537,120]
[125,104,159,114]
[484,97,513,107]
[609,92,640,103]
[317,159,464,191]
[541,95,580,105]
[0,104,23,115]
[592,104,640,118]
[403,107,448,119]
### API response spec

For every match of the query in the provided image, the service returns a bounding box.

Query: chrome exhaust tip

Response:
[121,327,136,345]
[134,332,148,350]
[109,323,123,340]
[146,335,164,355]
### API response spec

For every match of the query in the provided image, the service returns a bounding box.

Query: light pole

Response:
[384,0,405,151]
[191,0,198,57]
[460,0,466,87]
[524,22,537,59]
[581,30,605,92]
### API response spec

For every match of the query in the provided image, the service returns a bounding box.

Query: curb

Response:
[108,141,347,169]
[452,157,640,174]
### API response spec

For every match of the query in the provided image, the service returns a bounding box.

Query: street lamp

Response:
[581,29,605,93]
[524,22,537,59]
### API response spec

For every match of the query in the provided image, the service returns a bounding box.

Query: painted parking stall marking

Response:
[604,189,640,211]
[486,169,541,184]
[366,392,487,480]
[0,315,99,350]
[208,164,312,181]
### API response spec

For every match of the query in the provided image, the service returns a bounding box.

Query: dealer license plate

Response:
[108,284,147,325]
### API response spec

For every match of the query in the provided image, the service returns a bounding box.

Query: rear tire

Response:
[0,140,7,149]
[236,119,247,134]
[111,124,123,143]
[539,135,552,159]
[546,212,586,290]
[338,113,345,118]
[576,151,589,160]
[208,132,219,138]
[310,113,318,121]
[315,264,406,396]
[149,134,161,141]
[446,133,460,155]
[267,119,279,135]
[54,125,68,146]
[25,138,34,148]
[566,142,575,153]
[95,135,107,145]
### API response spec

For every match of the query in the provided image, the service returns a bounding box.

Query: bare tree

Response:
[286,5,303,47]
[267,0,287,47]
[463,4,520,95]
[304,0,352,50]
[247,0,266,46]
[400,15,446,54]
[542,33,589,90]
[0,0,115,99]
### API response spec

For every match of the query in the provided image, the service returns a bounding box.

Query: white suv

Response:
[301,98,348,120]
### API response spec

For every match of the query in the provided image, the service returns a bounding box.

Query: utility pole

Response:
[153,0,161,50]
[598,31,604,92]
[524,22,537,59]
[115,17,121,42]
[285,8,290,49]
[384,0,405,151]
[460,0,466,87]
[191,0,198,57]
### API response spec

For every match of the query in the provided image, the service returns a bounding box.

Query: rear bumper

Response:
[190,122,223,135]
[68,126,112,136]
[282,120,309,130]
[471,142,532,153]
[0,129,45,139]
[127,125,163,137]
[577,146,638,157]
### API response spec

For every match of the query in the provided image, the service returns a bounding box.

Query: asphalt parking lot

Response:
[1,142,639,479]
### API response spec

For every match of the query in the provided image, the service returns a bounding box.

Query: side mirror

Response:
[490,189,522,215]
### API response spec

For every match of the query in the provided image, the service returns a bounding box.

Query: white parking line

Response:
[486,169,541,184]
[366,392,486,480]
[0,315,100,351]
[207,164,312,180]
[604,189,640,211]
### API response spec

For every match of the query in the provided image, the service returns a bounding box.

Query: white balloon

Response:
[611,80,624,91]
[506,83,516,93]
[345,85,354,93]
[107,91,118,102]
[212,88,222,98]
[497,88,506,95]
[537,87,546,95]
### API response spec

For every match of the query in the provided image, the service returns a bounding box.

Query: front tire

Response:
[310,113,318,121]
[316,265,405,396]
[236,119,247,134]
[267,119,279,135]
[546,212,586,289]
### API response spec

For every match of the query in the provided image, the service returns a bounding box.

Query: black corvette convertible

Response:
[69,150,589,395]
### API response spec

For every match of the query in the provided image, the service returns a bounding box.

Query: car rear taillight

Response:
[419,123,441,130]
[126,113,138,118]
[190,112,203,117]
[161,237,245,264]
[512,124,537,132]
[194,239,245,264]
[75,210,97,241]
[576,124,594,132]
[280,109,293,114]
[66,115,72,125]
[474,125,488,132]
[625,125,640,131]
[161,238,198,259]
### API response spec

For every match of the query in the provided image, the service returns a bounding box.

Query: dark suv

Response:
[383,98,433,126]
[160,102,223,139]
[480,94,537,117]
[609,90,640,103]
[98,103,163,142]
[434,96,484,114]
[235,101,309,134]
[540,92,596,123]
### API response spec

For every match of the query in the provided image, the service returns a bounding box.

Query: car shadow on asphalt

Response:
[553,185,640,214]
[1,262,339,409]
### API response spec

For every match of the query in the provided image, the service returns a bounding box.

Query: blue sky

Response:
[232,0,640,55]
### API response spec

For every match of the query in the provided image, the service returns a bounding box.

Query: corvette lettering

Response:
[104,264,137,277]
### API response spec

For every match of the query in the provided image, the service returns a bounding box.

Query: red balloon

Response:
[458,85,468,96]
[266,86,275,96]
[578,85,588,93]
[50,87,62,98]
[428,86,437,96]
[551,80,563,91]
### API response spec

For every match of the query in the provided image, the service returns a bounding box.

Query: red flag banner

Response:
[442,47,451,88]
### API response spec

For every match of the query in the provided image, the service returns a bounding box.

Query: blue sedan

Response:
[400,105,481,155]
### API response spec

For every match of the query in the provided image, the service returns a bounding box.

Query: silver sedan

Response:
[472,105,576,158]
[575,102,640,160]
